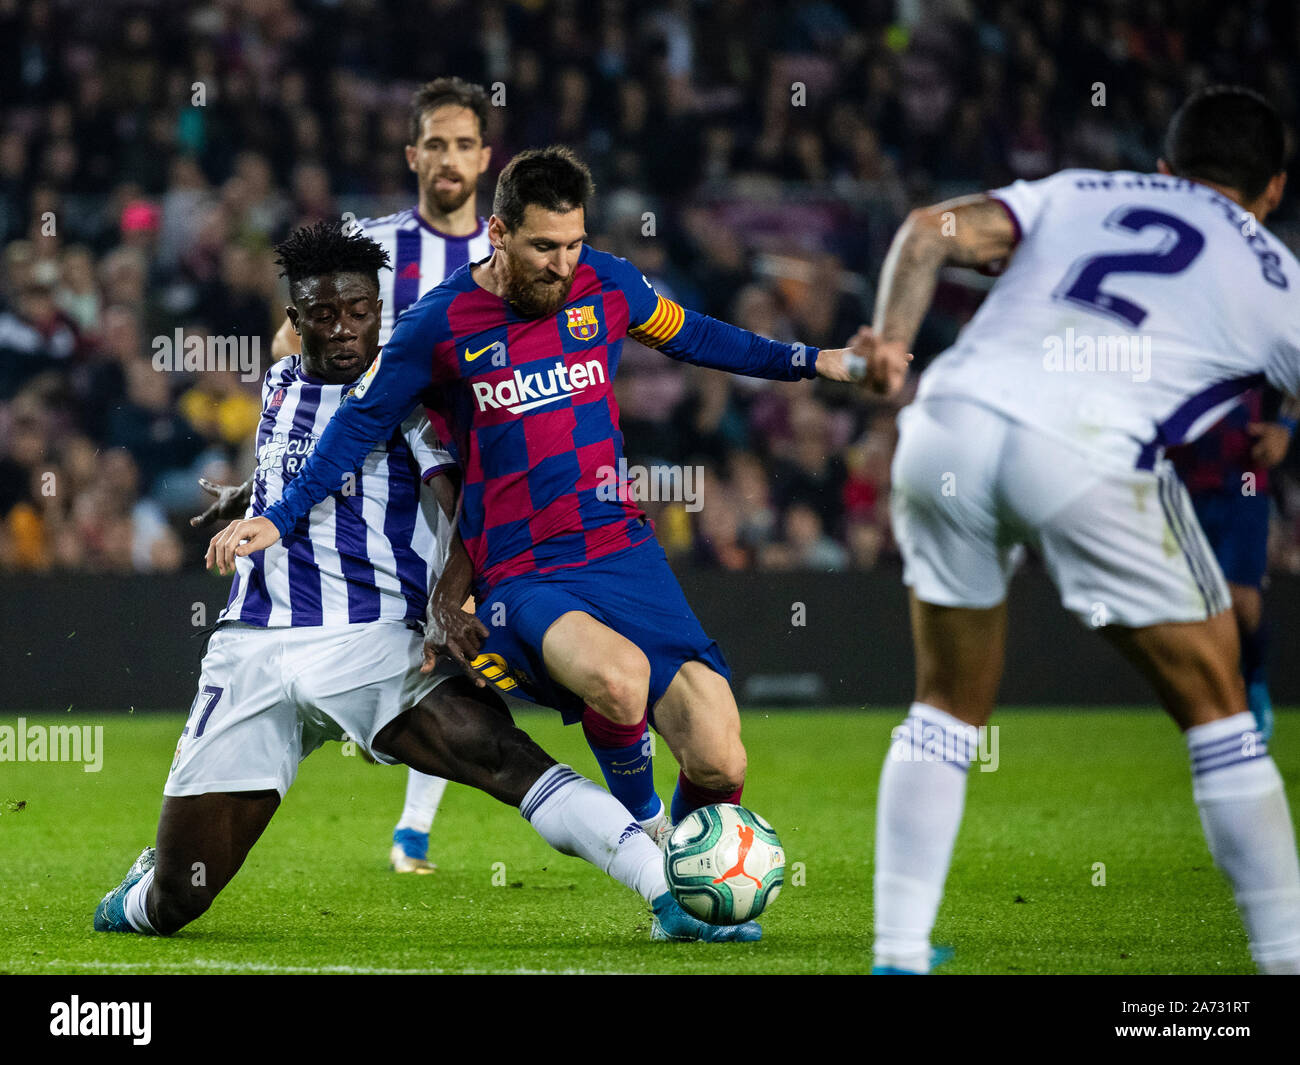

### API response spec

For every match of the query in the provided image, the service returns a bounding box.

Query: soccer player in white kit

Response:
[273,77,494,873]
[866,86,1300,974]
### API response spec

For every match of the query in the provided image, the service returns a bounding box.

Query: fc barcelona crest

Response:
[565,304,599,341]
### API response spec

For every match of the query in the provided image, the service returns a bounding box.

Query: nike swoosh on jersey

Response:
[465,343,497,362]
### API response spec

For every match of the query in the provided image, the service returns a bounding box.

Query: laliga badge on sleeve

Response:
[351,349,382,399]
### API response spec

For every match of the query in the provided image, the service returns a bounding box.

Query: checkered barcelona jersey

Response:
[263,245,819,591]
[220,355,455,626]
[422,253,670,584]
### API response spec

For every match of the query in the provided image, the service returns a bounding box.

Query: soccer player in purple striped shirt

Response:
[271,78,496,873]
[210,148,906,894]
[96,221,759,943]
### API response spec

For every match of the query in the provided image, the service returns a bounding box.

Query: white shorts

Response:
[891,397,1231,628]
[165,621,453,799]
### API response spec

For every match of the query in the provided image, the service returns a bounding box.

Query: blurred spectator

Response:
[770,392,849,537]
[729,452,778,552]
[693,473,753,572]
[56,246,100,331]
[178,365,261,449]
[0,259,80,395]
[0,397,53,569]
[2,0,1298,572]
[779,501,849,572]
[105,359,205,491]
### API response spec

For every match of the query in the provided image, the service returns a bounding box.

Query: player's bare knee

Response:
[590,651,651,724]
[490,728,556,805]
[421,690,550,802]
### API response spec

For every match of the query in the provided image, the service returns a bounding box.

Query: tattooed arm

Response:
[872,195,1020,348]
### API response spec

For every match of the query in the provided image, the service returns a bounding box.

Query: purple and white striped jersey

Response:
[220,355,456,627]
[359,209,492,345]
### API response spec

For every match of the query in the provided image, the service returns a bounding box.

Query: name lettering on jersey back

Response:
[1207,193,1289,289]
[471,358,606,415]
[1073,176,1289,289]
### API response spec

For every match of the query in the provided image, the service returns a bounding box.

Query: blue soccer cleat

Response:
[650,893,762,943]
[1248,680,1274,743]
[94,846,156,933]
[390,827,436,874]
[871,945,955,974]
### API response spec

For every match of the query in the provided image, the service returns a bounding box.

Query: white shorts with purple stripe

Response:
[165,620,456,799]
[892,397,1231,628]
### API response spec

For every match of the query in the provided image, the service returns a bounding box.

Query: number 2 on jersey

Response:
[1054,206,1206,327]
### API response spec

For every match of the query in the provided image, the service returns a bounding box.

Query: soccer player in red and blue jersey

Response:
[211,148,905,892]
[107,221,757,945]
[1169,387,1297,740]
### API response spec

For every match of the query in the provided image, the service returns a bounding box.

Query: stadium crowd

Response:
[2,0,1300,574]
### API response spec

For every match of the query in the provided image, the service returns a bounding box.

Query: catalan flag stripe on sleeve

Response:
[629,295,686,348]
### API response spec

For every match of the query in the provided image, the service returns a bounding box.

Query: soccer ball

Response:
[664,803,785,925]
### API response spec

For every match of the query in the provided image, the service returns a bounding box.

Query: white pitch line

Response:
[29,958,621,976]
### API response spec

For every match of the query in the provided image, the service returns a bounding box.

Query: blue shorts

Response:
[468,538,731,725]
[1191,489,1269,589]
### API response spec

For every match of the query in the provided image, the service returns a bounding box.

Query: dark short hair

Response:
[1164,85,1286,201]
[408,77,491,145]
[492,146,594,231]
[273,220,390,292]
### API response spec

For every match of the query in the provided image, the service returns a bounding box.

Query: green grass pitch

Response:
[1,709,1294,974]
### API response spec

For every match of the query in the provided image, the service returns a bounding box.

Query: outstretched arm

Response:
[634,304,818,381]
[872,194,1018,349]
[631,296,908,396]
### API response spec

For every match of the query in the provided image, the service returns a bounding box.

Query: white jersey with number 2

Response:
[918,169,1300,472]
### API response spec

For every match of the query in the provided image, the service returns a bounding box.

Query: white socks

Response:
[873,703,973,972]
[1188,712,1300,973]
[123,868,158,935]
[520,764,668,903]
[395,770,448,835]
[871,705,1300,975]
